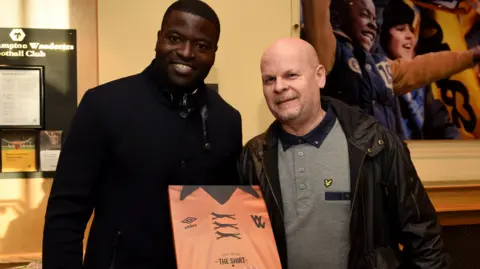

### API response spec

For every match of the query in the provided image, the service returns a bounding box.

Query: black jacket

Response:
[238,97,450,269]
[324,33,405,139]
[43,62,243,269]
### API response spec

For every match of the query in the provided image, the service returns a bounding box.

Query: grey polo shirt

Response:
[278,105,351,269]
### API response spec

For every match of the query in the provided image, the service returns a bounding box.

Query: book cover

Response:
[168,185,282,269]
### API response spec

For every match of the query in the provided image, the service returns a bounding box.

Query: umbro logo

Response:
[181,217,197,230]
[182,217,197,224]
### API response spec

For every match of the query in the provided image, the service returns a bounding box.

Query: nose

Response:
[368,19,377,33]
[405,29,414,40]
[176,41,195,60]
[274,78,288,93]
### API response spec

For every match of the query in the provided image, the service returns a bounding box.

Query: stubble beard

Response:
[275,108,301,122]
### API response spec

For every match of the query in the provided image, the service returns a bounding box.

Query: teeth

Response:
[364,33,374,40]
[174,64,192,72]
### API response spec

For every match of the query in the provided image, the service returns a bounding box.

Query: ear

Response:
[155,30,162,52]
[315,64,326,88]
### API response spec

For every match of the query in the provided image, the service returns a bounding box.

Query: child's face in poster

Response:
[388,23,417,60]
[345,0,378,51]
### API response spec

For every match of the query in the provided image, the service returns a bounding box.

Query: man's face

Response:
[155,11,218,91]
[261,47,325,123]
[344,0,377,51]
[388,23,416,60]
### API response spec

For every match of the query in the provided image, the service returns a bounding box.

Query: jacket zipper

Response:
[350,153,367,218]
[109,231,121,269]
[350,151,373,268]
[261,159,284,219]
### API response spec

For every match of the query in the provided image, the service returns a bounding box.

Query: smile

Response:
[362,31,375,42]
[276,98,297,105]
[402,44,412,49]
[172,64,193,75]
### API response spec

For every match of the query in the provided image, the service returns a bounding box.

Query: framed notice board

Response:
[0,65,45,129]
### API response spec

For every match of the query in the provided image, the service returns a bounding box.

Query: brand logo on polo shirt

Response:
[324,178,333,188]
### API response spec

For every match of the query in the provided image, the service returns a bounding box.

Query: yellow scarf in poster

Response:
[428,8,480,139]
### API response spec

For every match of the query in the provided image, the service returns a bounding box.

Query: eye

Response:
[287,73,298,78]
[395,25,406,31]
[168,35,180,43]
[264,77,275,84]
[196,43,209,50]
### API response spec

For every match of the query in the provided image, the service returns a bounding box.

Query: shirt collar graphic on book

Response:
[179,186,260,204]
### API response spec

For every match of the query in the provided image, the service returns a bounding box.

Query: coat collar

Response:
[141,59,208,111]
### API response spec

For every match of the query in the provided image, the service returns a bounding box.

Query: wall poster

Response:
[301,0,480,140]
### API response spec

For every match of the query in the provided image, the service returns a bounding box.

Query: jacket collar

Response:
[141,59,208,111]
[333,29,352,42]
[261,96,385,157]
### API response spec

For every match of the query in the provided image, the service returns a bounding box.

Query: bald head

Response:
[260,37,326,127]
[261,38,319,70]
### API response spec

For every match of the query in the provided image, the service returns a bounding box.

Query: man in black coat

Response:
[42,1,243,268]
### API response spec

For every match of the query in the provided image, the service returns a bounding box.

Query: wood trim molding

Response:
[290,0,301,37]
[425,183,480,225]
[425,181,480,212]
[408,140,480,183]
[69,0,98,101]
[407,140,480,225]
[436,211,480,226]
[0,252,40,264]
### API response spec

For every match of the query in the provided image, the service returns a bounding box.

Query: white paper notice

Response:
[0,69,41,126]
[40,150,60,171]
[39,130,62,171]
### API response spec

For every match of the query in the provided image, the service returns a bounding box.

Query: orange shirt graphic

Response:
[168,185,282,269]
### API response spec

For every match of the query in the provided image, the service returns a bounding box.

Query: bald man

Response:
[238,38,449,269]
